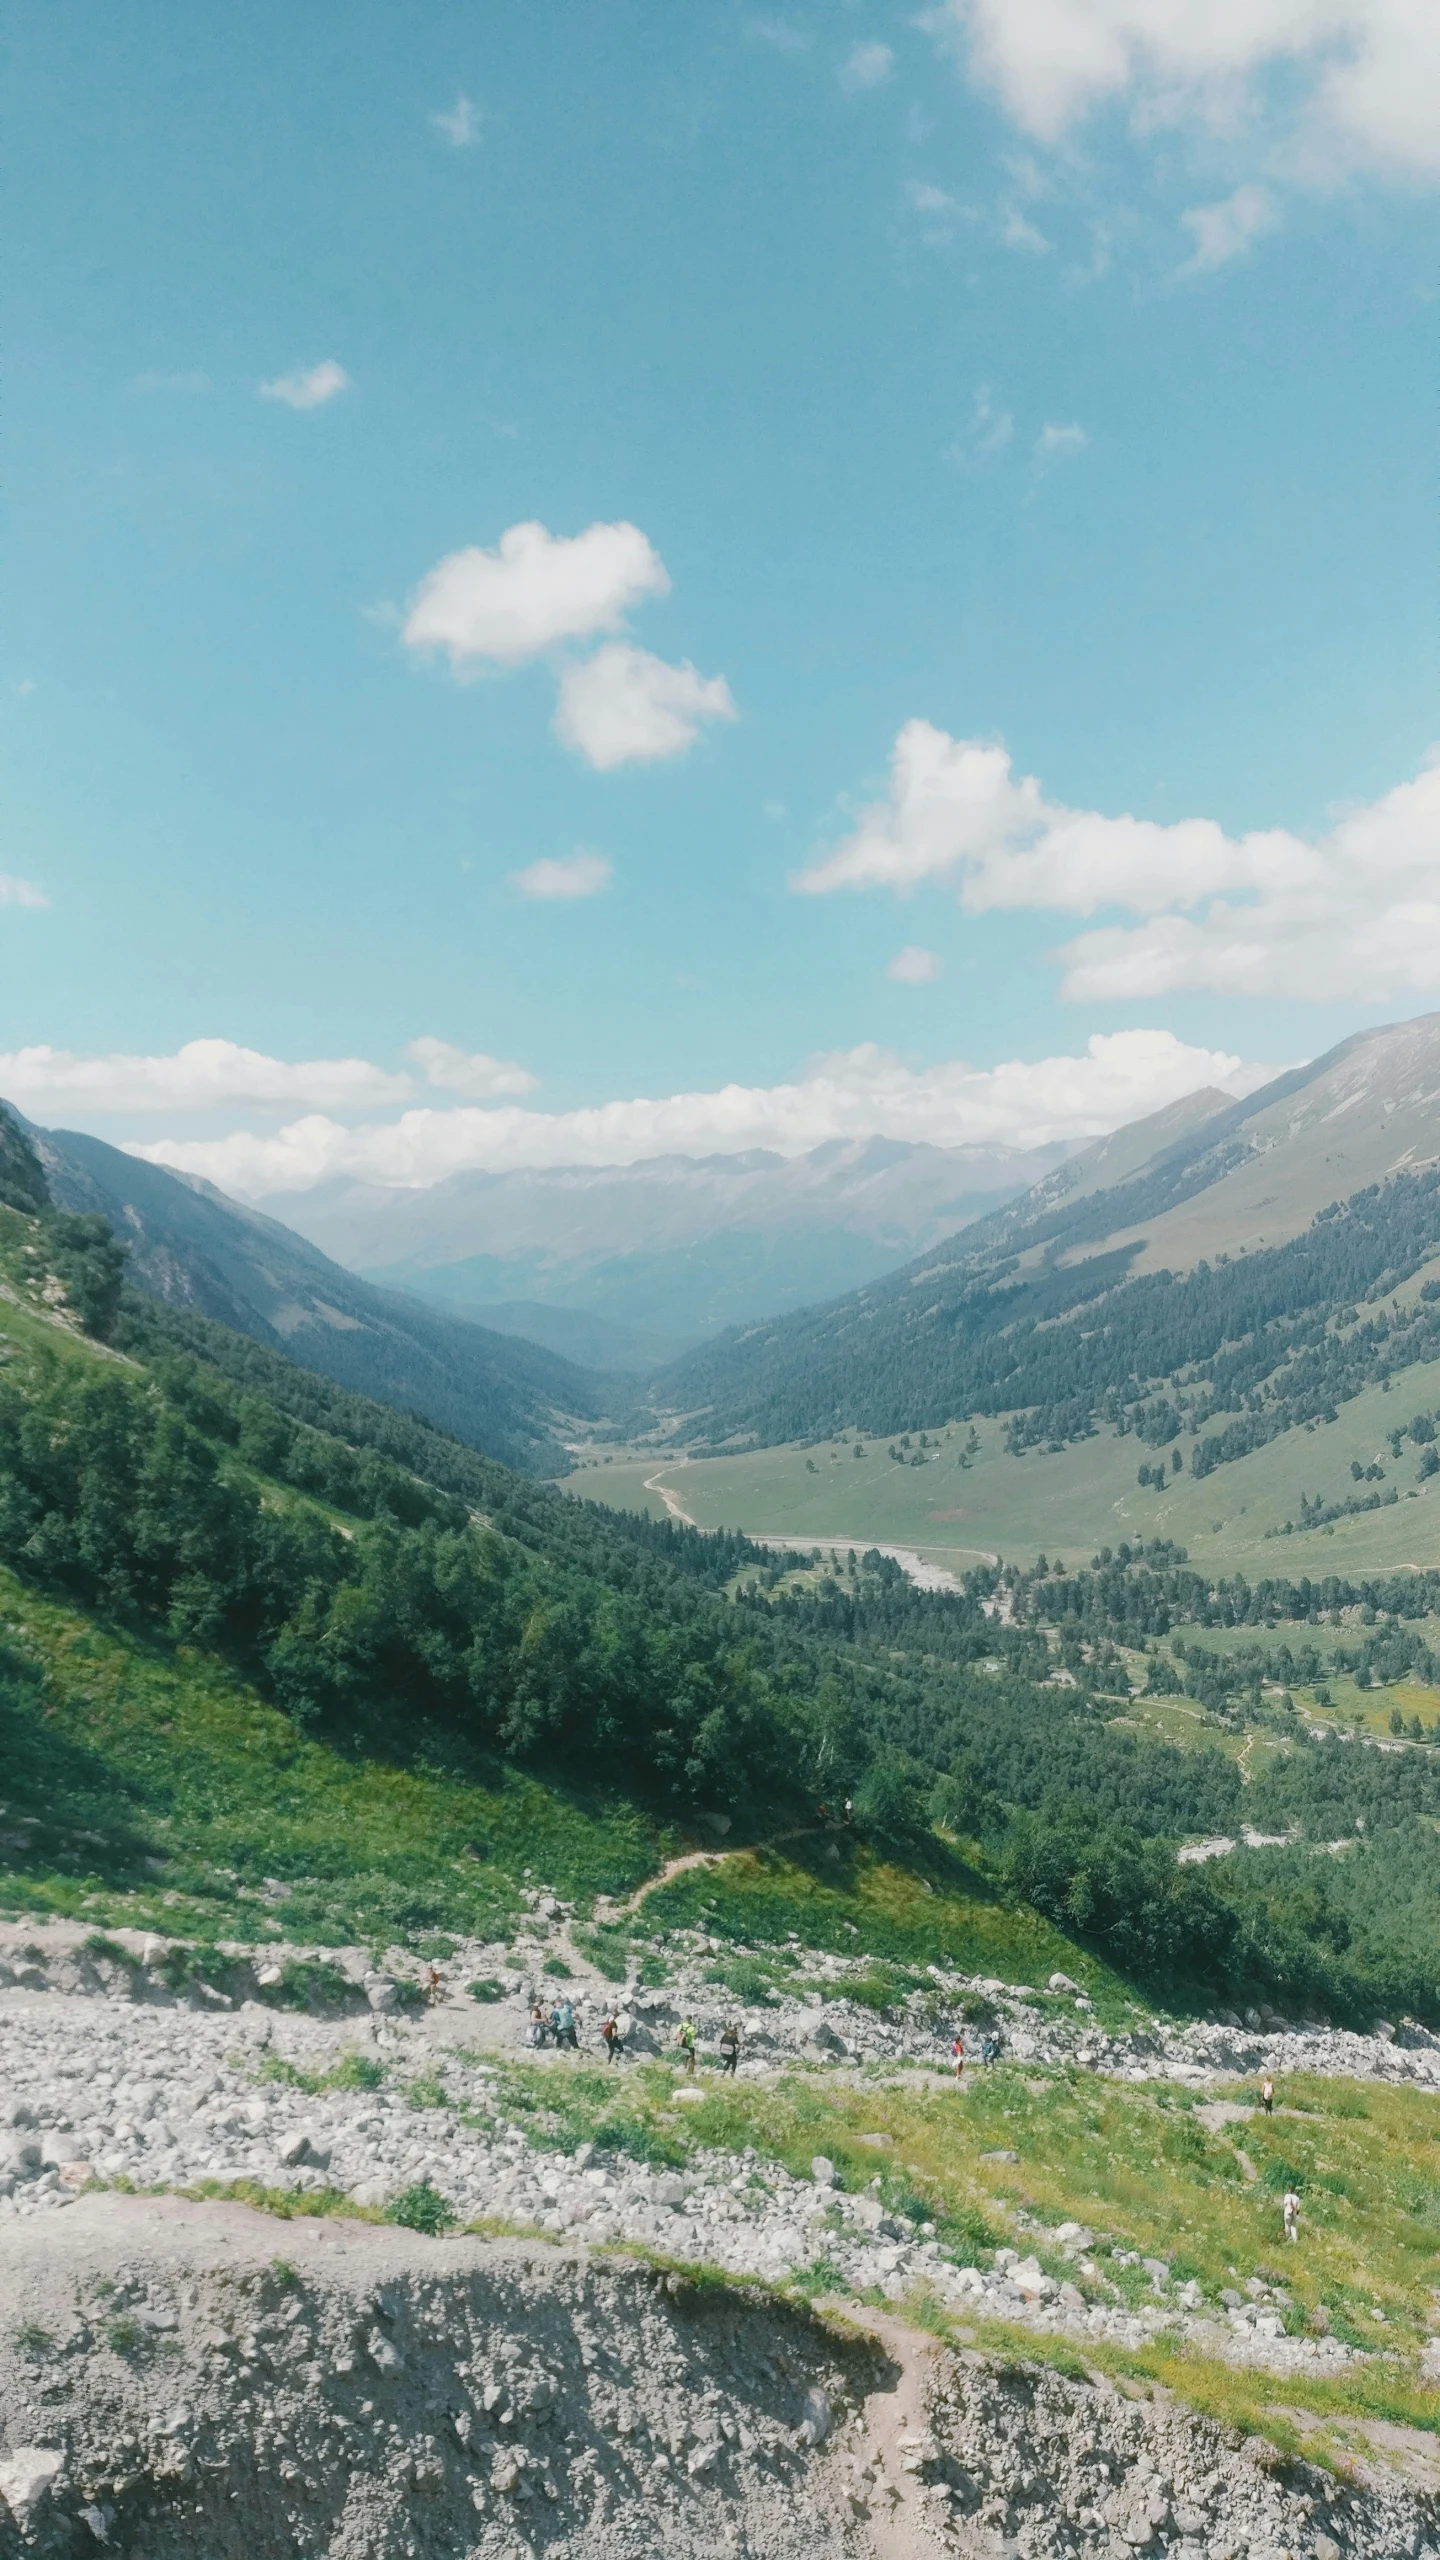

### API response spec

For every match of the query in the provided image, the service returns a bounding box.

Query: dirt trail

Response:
[643,1457,697,1525]
[599,1827,817,1922]
[833,2304,948,2558]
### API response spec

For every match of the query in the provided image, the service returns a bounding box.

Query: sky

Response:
[4,0,1440,1197]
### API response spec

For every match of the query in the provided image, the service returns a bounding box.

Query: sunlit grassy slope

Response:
[574,1365,1440,1578]
[464,2052,1440,2461]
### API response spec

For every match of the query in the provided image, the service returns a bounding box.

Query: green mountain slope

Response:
[633,1016,1440,1483]
[23,1115,607,1475]
[7,1098,1440,2025]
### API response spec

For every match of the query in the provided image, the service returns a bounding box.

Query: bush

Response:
[385,2180,456,2235]
[468,1976,505,2003]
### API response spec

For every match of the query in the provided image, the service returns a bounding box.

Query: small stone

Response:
[810,2155,836,2187]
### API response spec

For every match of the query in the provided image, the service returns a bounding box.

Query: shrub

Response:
[385,2180,456,2235]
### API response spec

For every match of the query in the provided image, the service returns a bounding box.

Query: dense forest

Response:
[644,1164,1440,1464]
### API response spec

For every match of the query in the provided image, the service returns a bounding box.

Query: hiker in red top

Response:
[952,2033,966,2084]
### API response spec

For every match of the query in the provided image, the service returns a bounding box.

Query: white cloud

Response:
[405,1038,537,1097]
[432,93,479,146]
[841,40,895,90]
[554,645,737,769]
[1001,205,1051,253]
[125,1029,1265,1195]
[926,0,1440,182]
[907,179,961,215]
[0,1039,414,1116]
[795,723,1440,1005]
[749,17,810,52]
[1037,420,1088,456]
[258,360,351,411]
[1179,183,1278,271]
[887,945,943,982]
[948,384,1014,466]
[402,521,668,671]
[0,876,48,910]
[510,851,614,901]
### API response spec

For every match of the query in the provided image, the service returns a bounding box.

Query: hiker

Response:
[952,2032,966,2085]
[1260,2073,1275,2117]
[551,1998,578,2051]
[677,2017,698,2076]
[528,2002,550,2049]
[719,2019,741,2077]
[426,1962,444,2008]
[601,2010,624,2064]
[1283,2187,1301,2245]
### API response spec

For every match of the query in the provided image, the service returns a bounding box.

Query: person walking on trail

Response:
[1261,2073,1275,2117]
[426,1963,444,2009]
[719,2019,741,2077]
[552,1998,578,2052]
[601,2011,624,2064]
[528,2002,549,2049]
[952,2033,966,2084]
[1283,2187,1301,2244]
[677,2018,698,2076]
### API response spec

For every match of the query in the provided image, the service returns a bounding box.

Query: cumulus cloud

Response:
[795,722,1440,1005]
[841,40,895,90]
[927,0,1440,182]
[404,1038,537,1097]
[887,945,943,982]
[510,851,614,900]
[0,1039,415,1117]
[1036,420,1087,456]
[1179,183,1278,271]
[432,93,479,145]
[125,1029,1265,1196]
[402,521,668,671]
[258,360,351,410]
[554,645,737,769]
[0,876,48,911]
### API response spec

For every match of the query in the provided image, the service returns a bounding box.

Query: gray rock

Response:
[0,2446,64,2525]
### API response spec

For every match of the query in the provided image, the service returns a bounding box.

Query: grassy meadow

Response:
[572,1364,1440,1580]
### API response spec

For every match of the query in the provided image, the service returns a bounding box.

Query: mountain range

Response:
[637,1012,1440,1451]
[272,1135,1061,1368]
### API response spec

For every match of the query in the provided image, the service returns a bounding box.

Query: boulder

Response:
[0,2447,64,2527]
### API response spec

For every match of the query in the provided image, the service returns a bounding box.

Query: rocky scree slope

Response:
[6,1914,1440,2386]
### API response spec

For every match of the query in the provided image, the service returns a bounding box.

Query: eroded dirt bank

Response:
[1,2196,1436,2560]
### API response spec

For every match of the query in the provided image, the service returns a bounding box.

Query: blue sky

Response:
[5,0,1439,1194]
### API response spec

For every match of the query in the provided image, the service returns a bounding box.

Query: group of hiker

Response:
[526,2001,746,2071]
[527,1997,580,2049]
[948,2026,1005,2079]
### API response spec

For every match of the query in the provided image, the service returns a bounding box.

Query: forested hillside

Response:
[8,1103,1440,2027]
[644,1161,1440,1458]
[23,1113,604,1475]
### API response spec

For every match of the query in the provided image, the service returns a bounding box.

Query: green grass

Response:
[575,1363,1440,1582]
[461,2052,1440,2448]
[0,1566,673,1942]
[635,1838,1135,2019]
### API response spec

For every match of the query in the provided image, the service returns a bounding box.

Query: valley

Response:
[11,1073,1440,2549]
[577,1356,1440,1582]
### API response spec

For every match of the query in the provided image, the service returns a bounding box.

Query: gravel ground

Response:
[0,1916,1430,2384]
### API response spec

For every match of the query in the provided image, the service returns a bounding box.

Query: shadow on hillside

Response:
[0,1646,157,1887]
